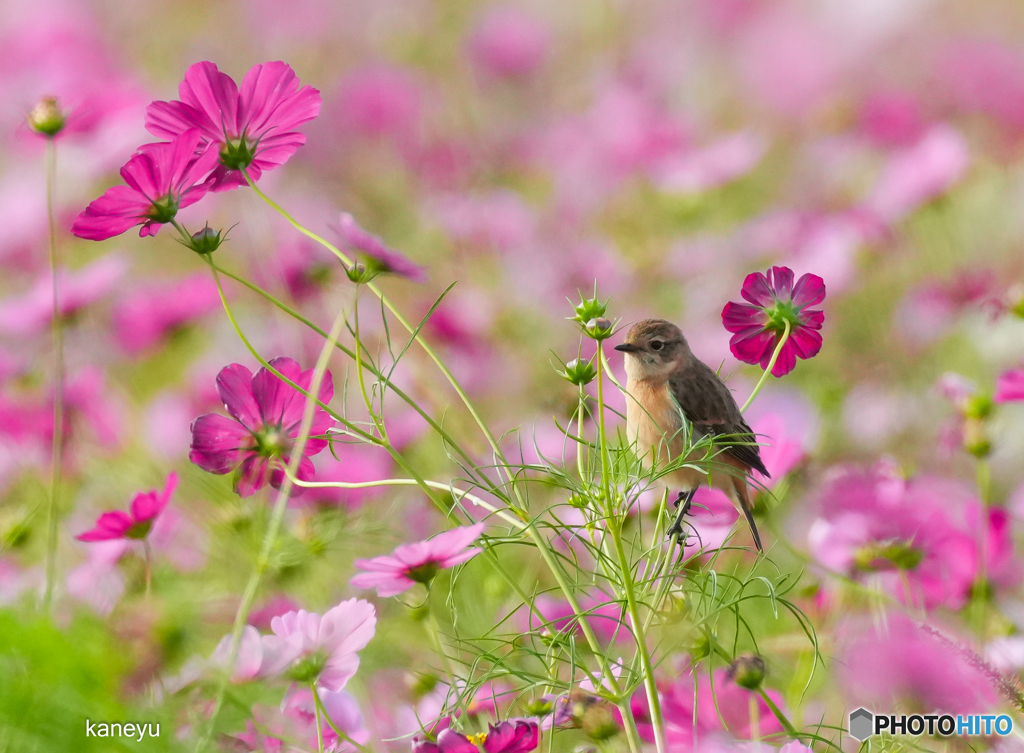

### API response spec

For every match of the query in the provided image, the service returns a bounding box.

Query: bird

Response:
[614,318,768,552]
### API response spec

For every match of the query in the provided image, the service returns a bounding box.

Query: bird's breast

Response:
[624,377,684,464]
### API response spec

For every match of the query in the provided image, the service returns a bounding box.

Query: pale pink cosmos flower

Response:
[261,599,376,691]
[351,523,485,597]
[211,625,265,683]
[189,357,335,498]
[72,130,218,239]
[839,615,1000,713]
[281,686,370,751]
[652,132,767,194]
[0,253,127,336]
[146,61,321,191]
[112,273,221,353]
[861,124,970,225]
[467,5,551,78]
[76,472,177,542]
[66,540,126,615]
[334,64,423,142]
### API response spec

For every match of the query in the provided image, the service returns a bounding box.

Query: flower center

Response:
[255,429,286,458]
[146,195,179,224]
[764,299,801,333]
[124,520,153,540]
[287,649,328,683]
[465,733,487,746]
[220,135,257,170]
[853,539,924,571]
[406,560,442,584]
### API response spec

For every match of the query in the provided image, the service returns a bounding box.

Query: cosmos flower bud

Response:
[570,294,608,325]
[525,696,554,718]
[963,417,991,458]
[690,633,712,660]
[585,317,613,340]
[561,357,596,386]
[728,653,766,690]
[581,702,619,741]
[28,96,67,137]
[567,493,588,509]
[185,224,228,255]
[407,672,440,699]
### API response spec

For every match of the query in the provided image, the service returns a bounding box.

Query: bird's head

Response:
[614,319,691,380]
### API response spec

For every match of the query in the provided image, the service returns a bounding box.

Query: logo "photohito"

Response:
[849,708,1013,741]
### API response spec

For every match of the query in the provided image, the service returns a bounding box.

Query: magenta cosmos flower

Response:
[189,357,334,497]
[260,599,376,691]
[415,719,540,753]
[722,266,826,377]
[146,61,321,191]
[72,130,218,240]
[77,472,177,541]
[351,523,485,596]
[995,361,1024,403]
[331,212,427,283]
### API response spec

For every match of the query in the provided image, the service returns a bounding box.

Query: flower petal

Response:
[215,363,261,430]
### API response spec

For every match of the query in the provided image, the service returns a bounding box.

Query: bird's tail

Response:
[733,478,763,552]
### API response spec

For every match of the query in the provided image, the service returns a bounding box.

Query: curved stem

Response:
[199,304,347,751]
[740,321,790,413]
[43,138,63,612]
[143,539,153,597]
[313,688,373,753]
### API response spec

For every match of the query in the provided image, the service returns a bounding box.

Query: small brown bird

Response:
[614,319,767,551]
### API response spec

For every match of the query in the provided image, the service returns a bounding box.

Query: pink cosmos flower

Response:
[351,523,485,597]
[76,473,177,542]
[260,599,376,691]
[72,130,218,239]
[862,125,969,225]
[211,625,266,683]
[334,64,423,142]
[722,266,825,377]
[146,61,321,191]
[806,462,1015,609]
[995,361,1024,403]
[331,212,427,283]
[281,686,370,751]
[417,719,539,753]
[66,539,126,615]
[467,6,551,79]
[839,615,1001,713]
[660,666,786,742]
[112,273,221,353]
[0,253,127,336]
[189,357,334,497]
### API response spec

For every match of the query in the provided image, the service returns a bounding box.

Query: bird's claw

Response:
[667,489,696,547]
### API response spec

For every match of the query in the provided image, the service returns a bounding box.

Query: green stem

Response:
[243,180,625,691]
[42,138,63,612]
[198,301,347,751]
[609,522,667,753]
[313,688,373,753]
[740,320,791,413]
[757,688,801,741]
[312,682,325,753]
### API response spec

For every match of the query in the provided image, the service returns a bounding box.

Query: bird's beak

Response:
[614,343,640,353]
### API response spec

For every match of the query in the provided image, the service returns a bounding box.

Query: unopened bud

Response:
[570,294,608,325]
[567,493,588,509]
[963,416,991,458]
[525,696,554,718]
[561,357,596,386]
[184,224,227,255]
[690,633,711,661]
[28,96,66,137]
[581,702,620,741]
[585,317,613,340]
[728,653,766,690]
[406,672,439,699]
[963,394,993,420]
[345,262,376,284]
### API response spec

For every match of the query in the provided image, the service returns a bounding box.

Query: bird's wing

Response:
[669,361,770,478]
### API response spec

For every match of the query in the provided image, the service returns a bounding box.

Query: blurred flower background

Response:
[4,0,1024,750]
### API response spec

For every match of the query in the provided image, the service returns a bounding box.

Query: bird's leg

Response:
[666,488,696,544]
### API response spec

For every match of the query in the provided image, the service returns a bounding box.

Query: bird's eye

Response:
[650,340,664,351]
